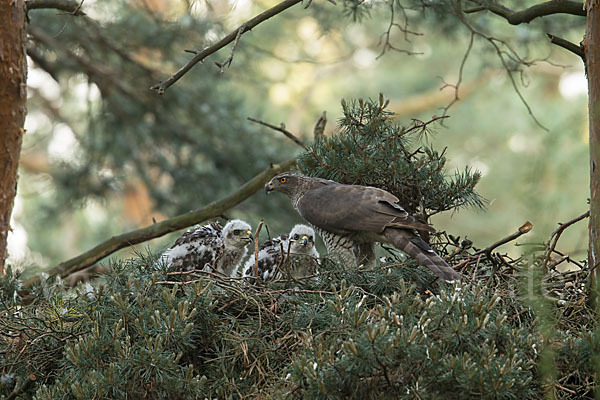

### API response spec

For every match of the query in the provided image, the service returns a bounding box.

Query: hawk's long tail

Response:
[383,229,462,282]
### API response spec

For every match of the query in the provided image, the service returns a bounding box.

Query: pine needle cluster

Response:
[0,251,597,399]
[297,94,485,219]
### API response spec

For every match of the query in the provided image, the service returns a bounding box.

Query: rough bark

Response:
[587,0,600,285]
[0,0,28,275]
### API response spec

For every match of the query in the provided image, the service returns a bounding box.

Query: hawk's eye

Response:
[279,177,287,183]
[309,236,313,241]
[293,234,299,239]
[233,229,240,235]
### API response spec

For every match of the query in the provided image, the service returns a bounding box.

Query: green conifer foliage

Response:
[1,257,596,399]
[297,95,485,218]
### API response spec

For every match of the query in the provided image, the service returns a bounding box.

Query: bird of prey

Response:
[162,219,253,277]
[242,224,320,282]
[265,173,461,281]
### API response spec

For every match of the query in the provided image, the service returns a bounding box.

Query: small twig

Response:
[548,255,570,271]
[541,211,590,272]
[150,0,304,94]
[215,23,246,73]
[439,31,474,118]
[453,222,533,272]
[474,221,533,257]
[404,115,450,137]
[7,374,36,400]
[546,33,585,62]
[247,117,308,150]
[555,383,578,395]
[253,219,264,279]
[313,111,327,142]
[456,0,549,131]
[551,248,585,270]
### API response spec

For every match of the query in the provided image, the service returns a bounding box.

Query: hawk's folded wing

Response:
[297,184,434,234]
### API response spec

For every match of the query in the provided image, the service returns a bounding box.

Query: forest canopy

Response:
[0,0,597,398]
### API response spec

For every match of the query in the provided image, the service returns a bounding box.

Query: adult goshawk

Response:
[265,173,461,281]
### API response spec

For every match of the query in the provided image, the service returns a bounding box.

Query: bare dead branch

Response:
[474,221,533,257]
[26,0,85,15]
[546,33,585,61]
[247,117,308,150]
[440,32,474,117]
[464,0,585,25]
[456,0,549,131]
[541,211,590,272]
[253,219,264,278]
[150,0,306,95]
[215,23,246,73]
[6,373,36,400]
[377,1,422,59]
[22,159,297,289]
[451,221,533,272]
[313,111,327,141]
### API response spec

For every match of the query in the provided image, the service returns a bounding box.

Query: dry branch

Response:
[253,219,264,278]
[150,0,305,94]
[452,221,533,272]
[248,117,308,150]
[23,159,296,289]
[546,33,585,61]
[26,0,85,15]
[464,0,585,25]
[456,3,549,131]
[313,111,327,141]
[541,210,590,272]
[475,221,533,257]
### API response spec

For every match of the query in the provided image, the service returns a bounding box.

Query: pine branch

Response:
[22,159,296,289]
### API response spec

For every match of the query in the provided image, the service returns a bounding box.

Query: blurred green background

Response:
[10,0,589,275]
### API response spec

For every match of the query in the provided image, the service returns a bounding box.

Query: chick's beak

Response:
[300,235,309,246]
[265,180,274,193]
[239,231,253,242]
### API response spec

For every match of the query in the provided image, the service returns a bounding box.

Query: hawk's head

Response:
[222,219,253,248]
[265,172,304,198]
[288,224,316,255]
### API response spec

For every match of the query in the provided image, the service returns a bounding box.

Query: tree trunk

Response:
[0,0,28,274]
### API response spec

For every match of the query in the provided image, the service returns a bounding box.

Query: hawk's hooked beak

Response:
[290,236,310,246]
[300,235,309,246]
[238,230,253,242]
[265,180,274,194]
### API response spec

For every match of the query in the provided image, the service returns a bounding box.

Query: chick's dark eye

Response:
[293,234,299,239]
[233,229,240,235]
[279,177,287,183]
